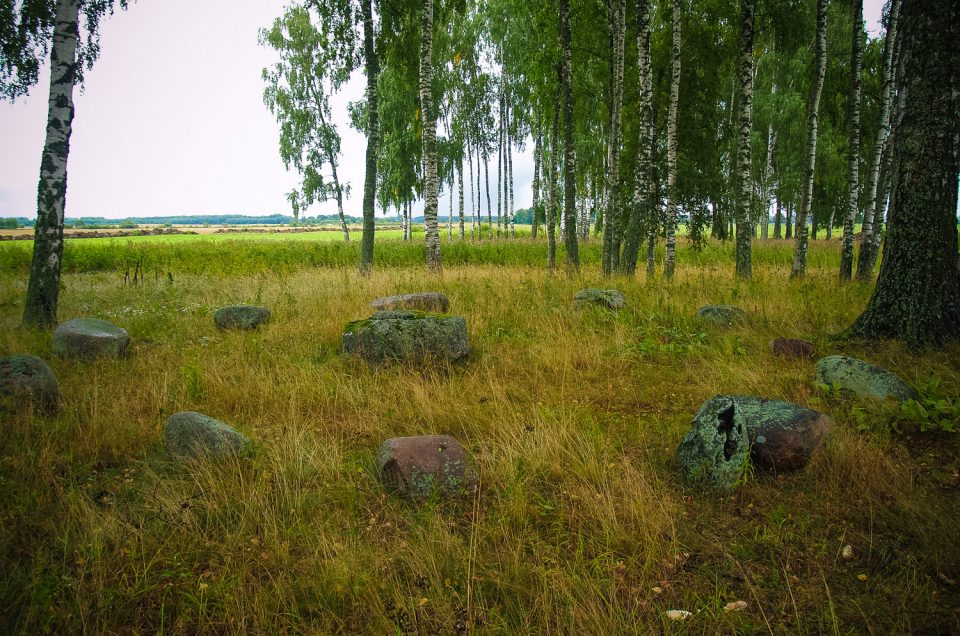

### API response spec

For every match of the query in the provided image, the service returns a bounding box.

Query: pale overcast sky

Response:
[0,0,885,220]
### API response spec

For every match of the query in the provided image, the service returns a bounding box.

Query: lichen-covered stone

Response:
[343,310,468,365]
[213,305,270,330]
[0,354,61,414]
[164,411,251,460]
[377,435,478,499]
[722,395,833,472]
[696,304,747,327]
[815,355,914,402]
[370,292,450,313]
[677,396,750,490]
[52,318,130,360]
[770,338,815,359]
[573,288,627,310]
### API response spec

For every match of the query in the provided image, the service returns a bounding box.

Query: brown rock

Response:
[377,435,478,499]
[770,338,815,359]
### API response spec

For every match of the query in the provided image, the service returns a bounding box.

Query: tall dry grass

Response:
[0,238,958,633]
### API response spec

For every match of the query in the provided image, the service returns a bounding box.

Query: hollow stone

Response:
[696,304,747,327]
[677,396,750,490]
[377,434,478,499]
[0,354,61,414]
[214,305,270,330]
[342,310,468,365]
[52,318,130,360]
[370,292,449,313]
[164,411,251,460]
[572,288,627,310]
[815,355,914,402]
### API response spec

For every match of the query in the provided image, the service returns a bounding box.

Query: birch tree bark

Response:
[620,0,653,276]
[469,142,475,239]
[761,122,775,241]
[789,0,827,279]
[458,157,465,239]
[547,107,559,270]
[839,0,863,280]
[484,152,493,239]
[663,0,681,279]
[848,0,960,345]
[419,0,441,271]
[508,122,515,238]
[560,0,579,271]
[856,0,900,280]
[23,0,80,328]
[531,129,542,240]
[601,0,625,275]
[733,0,756,279]
[359,0,379,274]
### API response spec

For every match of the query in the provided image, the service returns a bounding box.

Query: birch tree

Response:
[420,0,441,271]
[839,0,863,281]
[733,0,756,279]
[600,0,625,276]
[789,0,827,279]
[663,0,682,279]
[3,0,128,327]
[559,0,579,271]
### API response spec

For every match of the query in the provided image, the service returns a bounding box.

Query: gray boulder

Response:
[696,304,747,327]
[573,288,627,310]
[53,318,130,360]
[0,354,61,414]
[378,434,478,499]
[214,305,270,330]
[343,310,468,365]
[370,292,449,313]
[815,355,914,402]
[165,411,251,460]
[677,396,750,490]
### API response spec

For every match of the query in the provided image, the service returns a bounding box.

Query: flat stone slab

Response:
[370,292,449,313]
[53,318,130,360]
[770,338,815,359]
[377,434,478,499]
[165,411,251,460]
[214,305,270,330]
[0,354,60,414]
[696,305,747,327]
[678,395,833,488]
[815,355,914,402]
[573,288,626,310]
[343,310,468,365]
[677,396,750,490]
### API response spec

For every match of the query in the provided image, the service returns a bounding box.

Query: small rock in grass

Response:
[572,288,627,310]
[0,354,61,414]
[664,610,693,621]
[53,318,130,360]
[770,338,815,359]
[815,355,914,402]
[696,304,747,327]
[724,600,748,613]
[842,545,854,560]
[370,292,449,313]
[377,434,478,499]
[214,305,270,330]
[676,396,750,490]
[165,411,251,460]
[343,310,468,365]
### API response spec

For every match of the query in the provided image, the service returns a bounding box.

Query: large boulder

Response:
[770,338,815,359]
[0,354,61,414]
[53,318,130,360]
[377,435,478,499]
[573,288,627,310]
[815,355,914,402]
[677,396,750,490]
[214,305,270,330]
[343,310,468,365]
[677,395,833,488]
[696,305,747,327]
[164,411,251,460]
[370,292,450,313]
